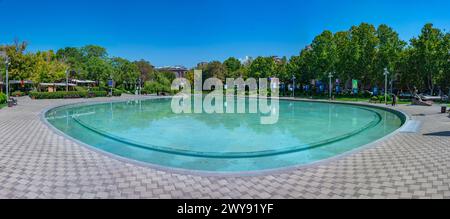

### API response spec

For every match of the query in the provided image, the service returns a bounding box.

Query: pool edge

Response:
[40,97,411,177]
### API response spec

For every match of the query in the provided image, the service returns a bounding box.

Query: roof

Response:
[39,83,76,87]
[9,80,34,84]
[71,79,96,84]
[156,66,188,71]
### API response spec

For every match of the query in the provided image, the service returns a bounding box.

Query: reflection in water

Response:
[45,98,404,172]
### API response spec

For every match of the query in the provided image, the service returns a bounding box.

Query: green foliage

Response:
[223,57,242,78]
[203,61,226,81]
[29,91,108,99]
[143,79,172,95]
[248,57,275,79]
[74,86,87,92]
[11,91,25,97]
[112,89,123,97]
[142,69,175,94]
[408,23,448,92]
[80,45,108,59]
[2,23,449,97]
[134,59,155,81]
[83,56,112,82]
[0,93,6,104]
[110,57,140,91]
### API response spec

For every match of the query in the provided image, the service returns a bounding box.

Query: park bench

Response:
[7,97,18,107]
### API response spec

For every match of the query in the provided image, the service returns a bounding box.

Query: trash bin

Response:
[441,106,447,113]
[7,100,13,107]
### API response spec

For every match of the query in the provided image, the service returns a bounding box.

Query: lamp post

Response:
[0,52,10,100]
[138,78,142,95]
[5,57,9,100]
[65,69,69,92]
[62,56,70,92]
[384,68,389,105]
[328,72,333,100]
[292,75,296,98]
[108,76,113,96]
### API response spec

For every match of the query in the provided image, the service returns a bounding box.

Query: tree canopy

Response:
[1,23,449,95]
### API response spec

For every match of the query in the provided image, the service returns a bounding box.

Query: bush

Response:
[0,93,6,104]
[75,86,87,92]
[112,89,123,97]
[143,81,173,95]
[143,81,161,94]
[29,91,109,99]
[378,95,392,102]
[370,96,380,102]
[11,91,25,97]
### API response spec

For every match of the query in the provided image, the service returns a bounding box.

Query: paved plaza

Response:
[0,95,449,199]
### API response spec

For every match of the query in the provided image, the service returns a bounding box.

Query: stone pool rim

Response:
[40,97,410,177]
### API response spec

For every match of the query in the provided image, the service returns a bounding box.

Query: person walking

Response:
[392,93,398,106]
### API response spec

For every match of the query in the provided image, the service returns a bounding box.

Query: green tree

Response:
[1,40,34,80]
[309,30,337,81]
[81,45,108,59]
[248,57,275,79]
[410,23,446,93]
[203,61,226,81]
[110,57,140,90]
[350,23,379,87]
[397,47,423,93]
[134,59,155,81]
[333,31,356,85]
[56,47,85,76]
[223,57,242,78]
[375,24,406,87]
[31,51,67,83]
[84,56,112,83]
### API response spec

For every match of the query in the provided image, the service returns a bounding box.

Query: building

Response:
[156,66,188,78]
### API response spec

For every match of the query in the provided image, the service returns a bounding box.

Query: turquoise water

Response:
[45,98,404,172]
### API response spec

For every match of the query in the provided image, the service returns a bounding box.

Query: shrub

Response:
[143,80,174,95]
[143,81,161,94]
[29,91,109,99]
[112,89,123,97]
[0,93,6,104]
[75,86,87,92]
[378,95,392,102]
[370,96,380,102]
[11,91,25,97]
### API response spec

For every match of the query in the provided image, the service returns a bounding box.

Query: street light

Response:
[328,72,334,100]
[61,56,70,92]
[0,51,10,100]
[65,69,70,92]
[384,68,390,105]
[292,75,296,98]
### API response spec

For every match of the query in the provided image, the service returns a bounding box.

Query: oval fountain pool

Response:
[45,98,405,173]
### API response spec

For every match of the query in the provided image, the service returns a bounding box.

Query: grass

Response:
[0,103,6,109]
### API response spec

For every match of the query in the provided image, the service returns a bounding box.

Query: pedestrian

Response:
[392,94,397,106]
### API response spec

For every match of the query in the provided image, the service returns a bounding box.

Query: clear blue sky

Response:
[0,0,449,67]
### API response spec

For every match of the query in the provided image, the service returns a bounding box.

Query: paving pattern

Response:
[0,95,449,199]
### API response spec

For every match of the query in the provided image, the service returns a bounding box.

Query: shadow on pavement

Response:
[424,131,450,137]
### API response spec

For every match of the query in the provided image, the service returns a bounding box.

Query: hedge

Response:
[29,91,109,99]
